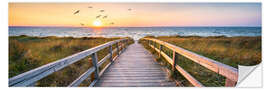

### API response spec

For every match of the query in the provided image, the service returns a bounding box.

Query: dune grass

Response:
[139,35,261,87]
[9,35,134,86]
[148,35,261,67]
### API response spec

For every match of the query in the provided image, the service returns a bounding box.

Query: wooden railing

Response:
[141,38,238,87]
[9,38,130,87]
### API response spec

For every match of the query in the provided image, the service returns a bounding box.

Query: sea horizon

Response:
[8,25,262,28]
[9,26,261,40]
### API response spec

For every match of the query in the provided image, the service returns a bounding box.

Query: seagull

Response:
[100,10,105,12]
[96,15,102,18]
[128,8,132,11]
[103,15,108,19]
[88,6,93,8]
[73,10,80,15]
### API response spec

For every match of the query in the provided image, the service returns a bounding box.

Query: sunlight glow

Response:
[93,20,102,27]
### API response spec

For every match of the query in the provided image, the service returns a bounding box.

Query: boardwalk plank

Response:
[95,41,176,87]
[100,76,168,80]
[95,82,176,87]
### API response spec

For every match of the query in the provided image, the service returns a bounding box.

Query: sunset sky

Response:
[9,3,261,27]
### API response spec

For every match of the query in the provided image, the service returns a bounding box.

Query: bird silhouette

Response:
[128,8,132,11]
[88,6,93,8]
[73,10,80,15]
[110,22,114,25]
[80,23,84,26]
[96,15,102,18]
[100,10,105,12]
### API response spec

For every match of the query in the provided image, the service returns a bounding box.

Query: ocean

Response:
[9,26,261,40]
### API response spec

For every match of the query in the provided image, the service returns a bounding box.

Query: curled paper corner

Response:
[236,63,262,87]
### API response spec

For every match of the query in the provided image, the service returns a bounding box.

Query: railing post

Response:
[123,40,125,50]
[172,51,177,72]
[159,44,163,58]
[91,52,99,79]
[125,39,128,50]
[225,78,236,87]
[120,41,124,53]
[122,40,124,50]
[109,45,113,62]
[119,41,122,52]
[116,42,120,55]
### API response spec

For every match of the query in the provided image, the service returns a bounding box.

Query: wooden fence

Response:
[9,38,130,87]
[141,38,238,87]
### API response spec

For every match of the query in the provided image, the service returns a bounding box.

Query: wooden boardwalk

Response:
[95,41,176,87]
[9,38,238,87]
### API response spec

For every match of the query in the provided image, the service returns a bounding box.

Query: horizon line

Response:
[8,25,262,28]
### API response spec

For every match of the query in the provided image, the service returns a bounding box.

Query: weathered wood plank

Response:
[149,44,204,87]
[68,67,95,87]
[150,45,174,65]
[69,44,127,87]
[98,79,171,83]
[95,42,176,87]
[95,82,176,87]
[109,45,113,62]
[107,70,163,72]
[172,51,177,71]
[100,76,168,80]
[89,79,98,87]
[225,78,237,87]
[97,49,117,67]
[91,53,99,80]
[109,68,162,70]
[104,72,166,74]
[175,65,204,87]
[102,74,167,77]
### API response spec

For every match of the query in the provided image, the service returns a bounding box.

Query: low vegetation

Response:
[139,35,261,87]
[9,35,134,86]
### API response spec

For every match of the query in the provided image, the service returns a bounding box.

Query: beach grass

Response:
[139,35,261,86]
[9,35,134,86]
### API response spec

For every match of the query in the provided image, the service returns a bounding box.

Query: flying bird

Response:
[100,10,105,12]
[103,15,108,19]
[128,8,132,11]
[80,23,84,26]
[88,6,93,8]
[96,15,102,18]
[73,10,80,15]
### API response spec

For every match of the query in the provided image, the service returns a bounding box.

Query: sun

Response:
[93,20,102,27]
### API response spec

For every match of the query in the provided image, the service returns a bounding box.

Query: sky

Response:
[9,3,261,27]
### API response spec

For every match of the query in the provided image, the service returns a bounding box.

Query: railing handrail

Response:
[9,38,130,87]
[142,38,238,87]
